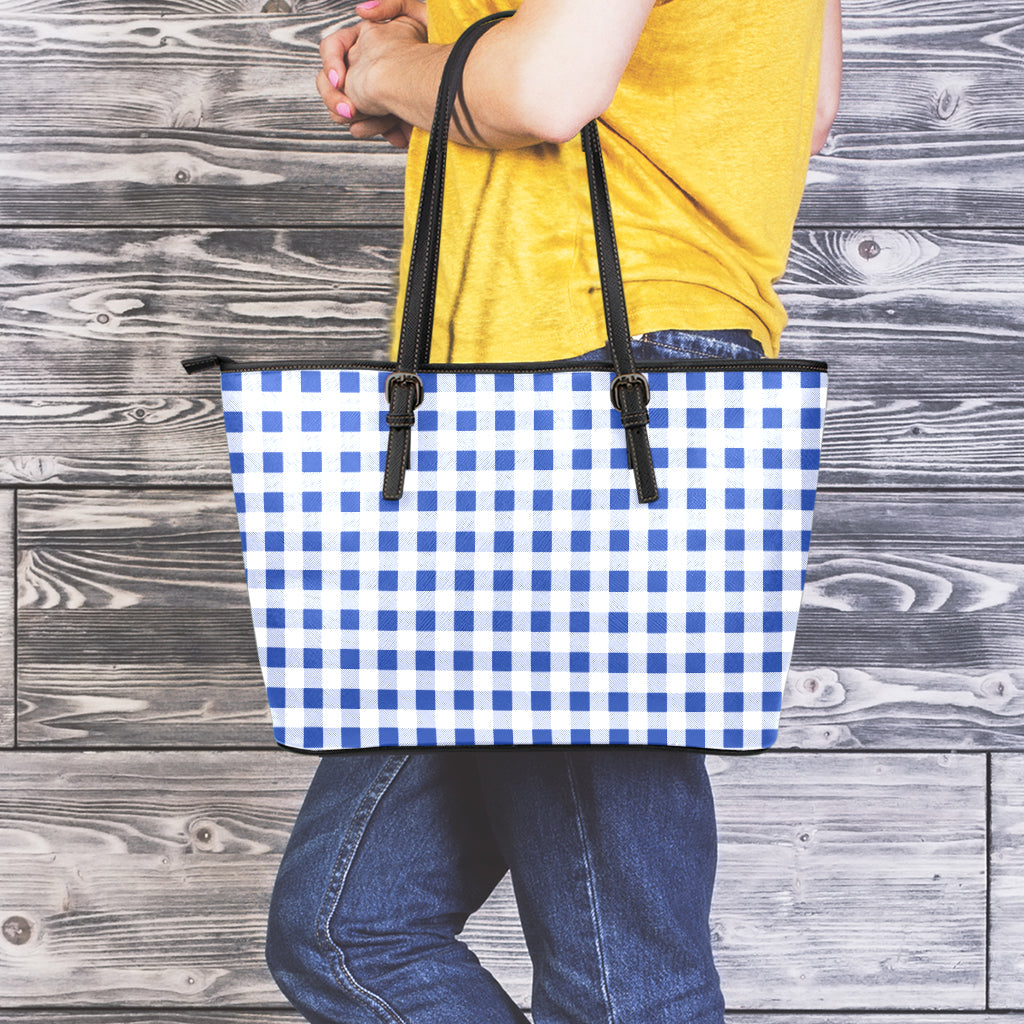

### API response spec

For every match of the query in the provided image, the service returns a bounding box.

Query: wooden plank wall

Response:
[1,0,1022,1020]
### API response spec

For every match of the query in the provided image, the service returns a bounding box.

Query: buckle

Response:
[384,371,424,409]
[609,372,651,412]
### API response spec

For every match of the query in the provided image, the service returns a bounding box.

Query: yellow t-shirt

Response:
[390,0,826,363]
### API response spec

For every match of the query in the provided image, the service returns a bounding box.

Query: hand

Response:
[317,0,428,148]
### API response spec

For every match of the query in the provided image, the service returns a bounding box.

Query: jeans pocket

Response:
[573,329,763,363]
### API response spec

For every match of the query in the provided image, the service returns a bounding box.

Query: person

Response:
[264,2,842,1023]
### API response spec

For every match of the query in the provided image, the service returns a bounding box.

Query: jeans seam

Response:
[564,754,618,1024]
[315,753,412,1024]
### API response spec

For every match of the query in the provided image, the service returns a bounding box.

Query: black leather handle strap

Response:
[383,8,658,504]
[383,11,513,501]
[399,10,513,373]
[581,121,657,503]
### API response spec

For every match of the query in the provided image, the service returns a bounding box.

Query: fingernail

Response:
[336,102,353,118]
[358,1,380,8]
[328,68,339,88]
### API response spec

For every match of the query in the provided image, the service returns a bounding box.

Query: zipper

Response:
[181,354,829,375]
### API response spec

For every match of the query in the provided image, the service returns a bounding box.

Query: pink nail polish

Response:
[336,102,353,119]
[328,68,339,88]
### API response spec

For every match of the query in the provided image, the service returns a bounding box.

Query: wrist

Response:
[381,39,450,133]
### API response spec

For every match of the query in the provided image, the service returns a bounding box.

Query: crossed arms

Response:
[316,0,842,153]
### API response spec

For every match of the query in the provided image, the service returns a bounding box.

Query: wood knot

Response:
[789,668,844,709]
[936,88,959,121]
[858,239,881,260]
[174,169,190,184]
[262,0,294,11]
[2,915,33,946]
[980,673,1017,703]
[189,818,223,851]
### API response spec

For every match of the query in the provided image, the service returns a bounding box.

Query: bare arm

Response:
[810,0,842,154]
[317,0,657,149]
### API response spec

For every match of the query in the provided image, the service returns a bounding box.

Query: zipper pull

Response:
[181,354,224,375]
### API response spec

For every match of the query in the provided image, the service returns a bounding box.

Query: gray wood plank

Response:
[14,490,1024,749]
[0,750,318,1006]
[0,227,400,389]
[1,227,1022,488]
[16,490,271,746]
[705,752,985,1008]
[3,227,1024,382]
[0,135,407,228]
[0,751,985,1008]
[0,489,13,748]
[990,753,1024,1008]
[783,493,1024,751]
[1,129,1022,229]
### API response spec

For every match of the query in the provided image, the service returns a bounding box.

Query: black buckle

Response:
[385,371,424,408]
[609,372,650,412]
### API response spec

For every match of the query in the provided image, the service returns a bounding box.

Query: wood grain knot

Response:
[262,0,294,10]
[790,668,845,708]
[858,239,881,260]
[2,915,33,946]
[175,170,191,184]
[935,88,960,121]
[189,818,224,852]
[979,673,1020,704]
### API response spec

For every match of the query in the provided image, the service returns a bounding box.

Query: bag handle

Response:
[382,10,658,505]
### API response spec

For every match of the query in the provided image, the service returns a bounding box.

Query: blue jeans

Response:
[265,330,760,1024]
[574,328,763,363]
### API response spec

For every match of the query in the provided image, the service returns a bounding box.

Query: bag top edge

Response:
[208,358,828,374]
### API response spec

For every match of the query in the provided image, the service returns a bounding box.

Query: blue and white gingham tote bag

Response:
[183,12,827,753]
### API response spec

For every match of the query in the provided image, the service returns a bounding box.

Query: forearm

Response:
[368,28,549,149]
[811,0,842,153]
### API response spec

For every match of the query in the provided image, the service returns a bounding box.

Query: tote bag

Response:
[183,11,828,753]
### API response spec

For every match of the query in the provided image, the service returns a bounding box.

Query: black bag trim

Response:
[182,355,828,375]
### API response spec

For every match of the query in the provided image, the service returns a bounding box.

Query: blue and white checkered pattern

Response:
[220,364,826,751]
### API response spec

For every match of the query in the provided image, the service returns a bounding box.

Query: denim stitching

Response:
[315,753,412,1024]
[564,753,618,1024]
